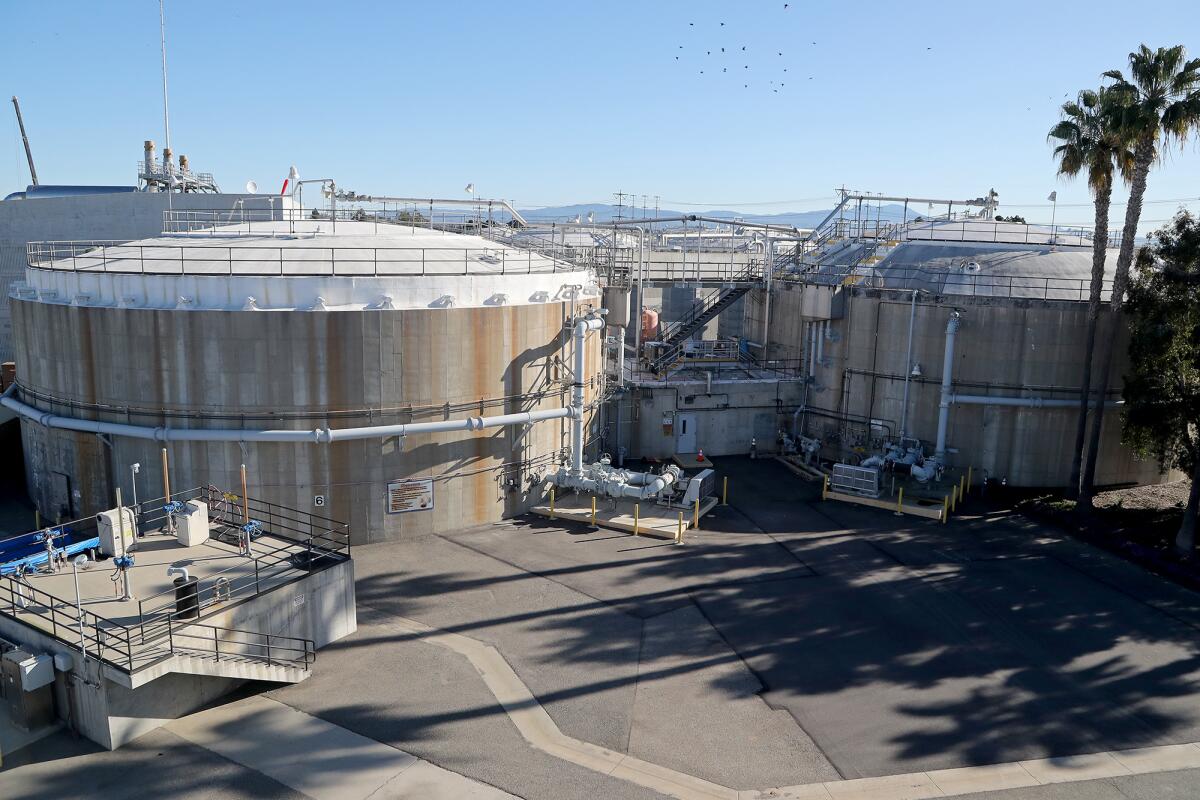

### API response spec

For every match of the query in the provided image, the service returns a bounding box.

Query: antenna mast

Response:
[159,0,173,209]
[10,96,39,186]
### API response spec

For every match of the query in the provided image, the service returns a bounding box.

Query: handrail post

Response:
[214,626,220,661]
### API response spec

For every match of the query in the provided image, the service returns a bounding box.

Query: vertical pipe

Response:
[570,316,603,478]
[761,235,772,361]
[816,320,825,365]
[934,313,960,460]
[550,487,555,519]
[898,289,918,437]
[240,464,249,523]
[616,325,625,387]
[161,447,170,499]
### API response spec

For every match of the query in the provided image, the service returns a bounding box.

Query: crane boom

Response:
[11,96,39,186]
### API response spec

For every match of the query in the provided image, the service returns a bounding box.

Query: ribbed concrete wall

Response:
[745,284,1163,488]
[11,299,600,543]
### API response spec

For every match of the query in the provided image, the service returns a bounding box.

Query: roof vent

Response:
[371,295,395,310]
[243,296,260,311]
[308,296,328,312]
[529,290,550,303]
[485,293,509,306]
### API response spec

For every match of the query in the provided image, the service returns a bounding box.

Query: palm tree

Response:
[1048,88,1134,499]
[1077,45,1200,510]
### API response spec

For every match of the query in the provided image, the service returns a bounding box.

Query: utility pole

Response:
[10,96,39,186]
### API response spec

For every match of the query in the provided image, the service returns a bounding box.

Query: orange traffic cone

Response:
[697,449,705,463]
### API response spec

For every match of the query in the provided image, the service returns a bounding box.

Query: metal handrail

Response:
[0,486,347,674]
[788,263,1115,301]
[24,239,576,278]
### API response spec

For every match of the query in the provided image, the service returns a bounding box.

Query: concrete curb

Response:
[368,607,1200,800]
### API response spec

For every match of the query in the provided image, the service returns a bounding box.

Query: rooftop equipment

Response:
[96,506,136,557]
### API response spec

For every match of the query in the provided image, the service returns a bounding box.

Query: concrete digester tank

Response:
[744,232,1169,488]
[7,214,603,543]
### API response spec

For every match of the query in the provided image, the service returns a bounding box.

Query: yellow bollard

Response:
[550,487,556,520]
[591,496,597,528]
[896,487,904,515]
[676,512,684,545]
[951,484,958,513]
[633,503,640,536]
[967,465,973,494]
[942,494,949,523]
[693,498,700,531]
[822,475,829,501]
[960,475,966,501]
[722,476,729,506]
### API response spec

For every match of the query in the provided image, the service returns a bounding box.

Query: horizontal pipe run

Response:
[949,394,1123,409]
[1,385,574,445]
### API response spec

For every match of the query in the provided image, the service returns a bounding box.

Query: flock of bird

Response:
[673,5,813,92]
[672,4,934,93]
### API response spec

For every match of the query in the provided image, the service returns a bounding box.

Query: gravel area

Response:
[1094,480,1191,511]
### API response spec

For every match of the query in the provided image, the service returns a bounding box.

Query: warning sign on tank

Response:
[387,478,434,514]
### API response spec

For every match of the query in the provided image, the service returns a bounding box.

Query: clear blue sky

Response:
[2,0,1198,228]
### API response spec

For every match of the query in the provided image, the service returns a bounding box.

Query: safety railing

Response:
[166,621,314,671]
[129,487,349,636]
[0,487,347,675]
[25,239,575,277]
[1,573,137,670]
[899,220,1123,248]
[788,263,1115,302]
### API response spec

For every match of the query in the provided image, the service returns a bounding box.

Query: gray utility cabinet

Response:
[2,648,55,731]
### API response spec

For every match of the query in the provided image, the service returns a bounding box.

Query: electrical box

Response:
[96,506,137,557]
[682,469,716,504]
[176,499,210,547]
[2,650,55,731]
[3,649,54,691]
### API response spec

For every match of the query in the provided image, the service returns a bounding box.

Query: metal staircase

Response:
[648,262,761,373]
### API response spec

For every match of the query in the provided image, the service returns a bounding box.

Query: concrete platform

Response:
[672,452,714,470]
[12,522,315,629]
[531,494,719,539]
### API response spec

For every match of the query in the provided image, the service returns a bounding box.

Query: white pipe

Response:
[615,325,625,388]
[1,384,573,445]
[570,315,604,477]
[761,235,772,361]
[352,195,528,227]
[167,566,189,582]
[949,394,1123,409]
[898,290,918,437]
[934,312,961,460]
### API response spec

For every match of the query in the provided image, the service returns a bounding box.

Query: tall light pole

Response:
[72,554,90,659]
[130,462,141,516]
[1048,191,1058,249]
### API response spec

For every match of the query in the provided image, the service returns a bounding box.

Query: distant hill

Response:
[518,203,922,228]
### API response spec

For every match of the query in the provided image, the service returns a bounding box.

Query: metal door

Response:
[50,471,73,522]
[676,413,697,454]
